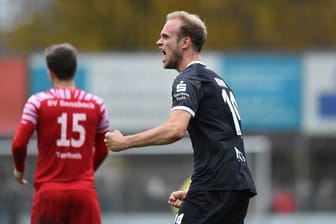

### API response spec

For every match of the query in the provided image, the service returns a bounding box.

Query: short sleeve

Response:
[171,75,201,117]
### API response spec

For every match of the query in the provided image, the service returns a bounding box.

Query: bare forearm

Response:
[104,110,191,152]
[105,122,186,152]
[126,123,185,148]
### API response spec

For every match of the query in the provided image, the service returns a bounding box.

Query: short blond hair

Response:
[167,11,207,52]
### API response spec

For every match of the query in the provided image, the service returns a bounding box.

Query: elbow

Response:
[175,128,187,140]
[168,127,186,142]
[12,141,25,153]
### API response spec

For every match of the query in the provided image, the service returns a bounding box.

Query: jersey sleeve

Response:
[171,76,201,117]
[96,97,110,133]
[12,123,35,172]
[93,98,110,171]
[12,95,39,172]
[93,133,109,171]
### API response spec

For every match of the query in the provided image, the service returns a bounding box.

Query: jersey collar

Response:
[186,61,205,68]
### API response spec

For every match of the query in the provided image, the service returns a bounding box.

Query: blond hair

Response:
[167,11,207,52]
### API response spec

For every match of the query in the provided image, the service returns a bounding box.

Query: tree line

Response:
[2,0,336,54]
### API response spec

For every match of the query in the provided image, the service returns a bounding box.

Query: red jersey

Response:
[12,88,110,191]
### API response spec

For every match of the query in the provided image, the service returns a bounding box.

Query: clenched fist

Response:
[104,130,128,152]
[168,190,187,208]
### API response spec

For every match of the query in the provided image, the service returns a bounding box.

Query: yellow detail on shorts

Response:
[172,177,191,213]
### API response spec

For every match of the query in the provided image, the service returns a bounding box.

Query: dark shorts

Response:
[31,189,101,224]
[172,190,250,224]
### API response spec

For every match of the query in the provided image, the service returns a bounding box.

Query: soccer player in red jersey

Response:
[12,43,110,224]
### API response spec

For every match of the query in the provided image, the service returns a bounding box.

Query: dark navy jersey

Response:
[171,62,256,196]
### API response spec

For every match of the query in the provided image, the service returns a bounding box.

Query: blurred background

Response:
[1,0,336,223]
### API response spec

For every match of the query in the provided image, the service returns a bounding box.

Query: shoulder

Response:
[88,92,105,105]
[27,89,54,106]
[177,64,219,87]
[184,63,217,78]
[75,89,103,102]
[78,90,107,111]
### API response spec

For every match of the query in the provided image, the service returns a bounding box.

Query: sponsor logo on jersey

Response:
[177,81,187,92]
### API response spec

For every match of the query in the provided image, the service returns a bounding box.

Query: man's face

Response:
[156,19,183,70]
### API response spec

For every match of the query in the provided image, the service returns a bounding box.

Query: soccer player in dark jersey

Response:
[12,43,110,224]
[104,11,256,224]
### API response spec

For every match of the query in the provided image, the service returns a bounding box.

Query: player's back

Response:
[28,88,108,190]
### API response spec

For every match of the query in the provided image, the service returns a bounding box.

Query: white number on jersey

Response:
[56,113,86,147]
[173,213,184,224]
[222,89,242,136]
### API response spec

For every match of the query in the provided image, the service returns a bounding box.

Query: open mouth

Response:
[160,49,166,55]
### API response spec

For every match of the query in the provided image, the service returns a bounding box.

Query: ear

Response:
[47,69,55,81]
[181,36,192,50]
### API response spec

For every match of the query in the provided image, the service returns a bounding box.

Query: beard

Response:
[164,50,182,70]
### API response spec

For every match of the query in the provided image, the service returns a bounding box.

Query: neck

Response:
[53,79,75,89]
[177,51,202,73]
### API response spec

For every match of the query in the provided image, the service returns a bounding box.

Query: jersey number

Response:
[222,89,242,135]
[56,113,86,147]
[173,213,184,224]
